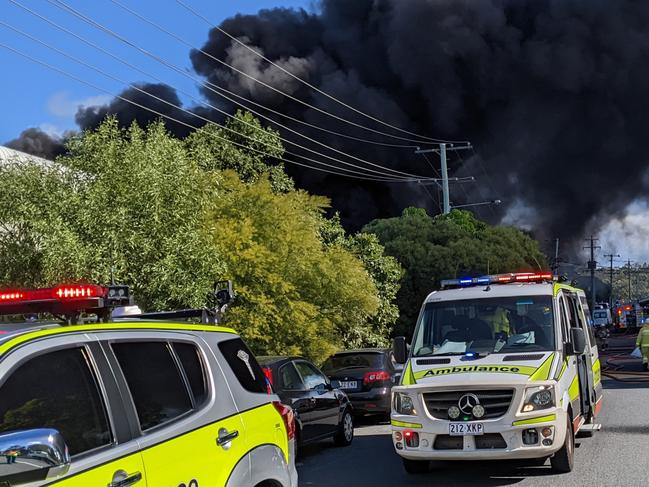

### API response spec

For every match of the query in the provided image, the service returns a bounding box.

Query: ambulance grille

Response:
[422,389,515,420]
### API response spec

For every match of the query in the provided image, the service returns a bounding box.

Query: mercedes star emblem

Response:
[458,393,481,416]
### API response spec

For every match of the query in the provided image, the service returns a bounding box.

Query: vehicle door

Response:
[294,360,340,438]
[100,331,246,487]
[0,335,146,487]
[564,294,595,418]
[576,297,602,412]
[276,361,315,442]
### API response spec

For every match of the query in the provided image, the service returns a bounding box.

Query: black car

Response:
[258,356,354,450]
[322,348,402,417]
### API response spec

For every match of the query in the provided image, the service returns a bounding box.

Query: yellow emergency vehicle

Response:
[0,283,298,486]
[391,272,603,474]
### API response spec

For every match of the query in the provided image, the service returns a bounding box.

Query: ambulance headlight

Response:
[521,385,555,412]
[394,392,417,416]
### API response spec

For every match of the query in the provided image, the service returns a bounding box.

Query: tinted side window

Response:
[113,342,192,431]
[279,363,305,391]
[174,342,208,407]
[0,347,111,456]
[294,361,326,390]
[218,338,266,393]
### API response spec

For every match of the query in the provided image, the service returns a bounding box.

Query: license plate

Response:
[449,422,484,436]
[339,381,357,390]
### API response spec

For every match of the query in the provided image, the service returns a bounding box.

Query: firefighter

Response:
[636,322,649,371]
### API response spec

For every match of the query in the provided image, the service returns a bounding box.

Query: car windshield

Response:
[322,352,384,371]
[412,295,556,357]
[594,311,607,319]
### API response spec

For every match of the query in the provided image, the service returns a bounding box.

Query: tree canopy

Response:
[363,208,548,336]
[0,113,402,361]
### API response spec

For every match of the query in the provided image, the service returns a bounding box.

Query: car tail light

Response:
[363,370,391,386]
[262,367,274,394]
[273,401,295,441]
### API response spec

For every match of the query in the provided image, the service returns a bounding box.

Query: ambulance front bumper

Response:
[391,384,568,461]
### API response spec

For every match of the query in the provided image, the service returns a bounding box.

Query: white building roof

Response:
[0,145,53,166]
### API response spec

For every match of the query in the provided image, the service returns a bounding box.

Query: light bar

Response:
[0,283,125,318]
[440,272,555,289]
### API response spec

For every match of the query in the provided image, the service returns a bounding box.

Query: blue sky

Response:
[0,0,311,143]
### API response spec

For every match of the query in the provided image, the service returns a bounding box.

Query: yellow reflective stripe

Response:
[0,322,236,356]
[512,414,556,426]
[401,360,416,385]
[592,359,601,385]
[558,360,568,380]
[413,364,538,379]
[530,353,555,381]
[391,420,422,429]
[569,374,580,401]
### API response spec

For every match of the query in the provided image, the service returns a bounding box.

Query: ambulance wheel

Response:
[551,416,575,473]
[402,458,430,474]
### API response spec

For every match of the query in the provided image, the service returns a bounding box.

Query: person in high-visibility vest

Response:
[636,323,649,371]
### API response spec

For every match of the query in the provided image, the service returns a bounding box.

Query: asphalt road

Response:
[297,376,649,486]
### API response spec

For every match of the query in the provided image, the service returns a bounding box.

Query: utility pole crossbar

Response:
[415,143,488,214]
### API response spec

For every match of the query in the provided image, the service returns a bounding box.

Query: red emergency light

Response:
[0,284,114,317]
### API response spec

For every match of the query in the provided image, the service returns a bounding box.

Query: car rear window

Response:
[322,352,385,372]
[218,338,267,393]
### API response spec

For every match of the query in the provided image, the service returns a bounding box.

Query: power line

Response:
[1,19,427,183]
[0,42,424,183]
[105,0,419,150]
[175,0,468,145]
[46,0,438,146]
[1,22,431,183]
[31,0,430,180]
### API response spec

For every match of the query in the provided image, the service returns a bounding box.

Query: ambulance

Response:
[391,272,602,474]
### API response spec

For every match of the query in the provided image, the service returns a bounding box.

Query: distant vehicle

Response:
[592,309,612,327]
[322,349,401,418]
[258,356,354,451]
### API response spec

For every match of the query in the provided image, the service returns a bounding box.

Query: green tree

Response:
[213,173,379,362]
[320,214,403,348]
[185,110,293,192]
[0,117,225,310]
[364,208,547,336]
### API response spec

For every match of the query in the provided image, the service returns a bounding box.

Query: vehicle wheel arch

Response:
[225,444,291,487]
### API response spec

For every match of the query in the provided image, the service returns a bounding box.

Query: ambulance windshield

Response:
[412,296,555,357]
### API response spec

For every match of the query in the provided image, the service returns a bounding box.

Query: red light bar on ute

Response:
[0,284,128,319]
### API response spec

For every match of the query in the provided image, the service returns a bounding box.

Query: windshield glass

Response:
[412,295,556,357]
[322,353,384,371]
[594,311,607,319]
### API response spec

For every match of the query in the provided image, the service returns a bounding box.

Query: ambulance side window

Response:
[0,347,112,456]
[558,296,570,343]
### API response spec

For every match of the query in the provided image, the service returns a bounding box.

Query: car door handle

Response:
[216,428,239,447]
[108,471,142,487]
[310,397,317,404]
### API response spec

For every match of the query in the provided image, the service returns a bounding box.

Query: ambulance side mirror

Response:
[570,327,587,355]
[393,336,408,364]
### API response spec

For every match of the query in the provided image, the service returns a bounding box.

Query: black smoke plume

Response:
[5,128,66,160]
[187,0,649,246]
[12,0,649,247]
[75,83,217,138]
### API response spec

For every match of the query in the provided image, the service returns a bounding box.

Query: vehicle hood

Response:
[404,352,557,387]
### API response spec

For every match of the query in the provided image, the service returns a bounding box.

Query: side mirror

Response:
[393,336,408,364]
[570,327,587,355]
[0,429,70,485]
